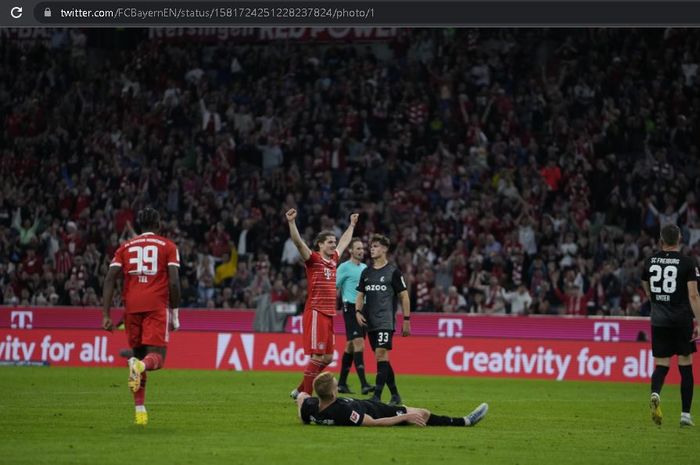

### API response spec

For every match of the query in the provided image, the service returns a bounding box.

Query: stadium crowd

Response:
[1,28,699,317]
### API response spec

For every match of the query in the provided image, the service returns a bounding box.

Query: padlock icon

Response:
[44,8,52,17]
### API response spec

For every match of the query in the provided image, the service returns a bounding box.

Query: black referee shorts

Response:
[342,302,366,341]
[651,325,697,358]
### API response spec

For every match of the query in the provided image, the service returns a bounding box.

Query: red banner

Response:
[148,27,398,43]
[1,329,695,384]
[0,306,651,342]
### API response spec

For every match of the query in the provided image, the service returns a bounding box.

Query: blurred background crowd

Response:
[1,28,699,316]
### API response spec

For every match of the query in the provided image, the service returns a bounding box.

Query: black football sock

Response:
[679,364,694,413]
[353,351,369,387]
[133,346,147,360]
[338,352,353,386]
[386,361,400,396]
[427,414,466,426]
[375,361,389,399]
[651,365,669,395]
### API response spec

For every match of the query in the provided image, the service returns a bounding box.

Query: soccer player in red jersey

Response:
[102,208,181,425]
[286,208,359,398]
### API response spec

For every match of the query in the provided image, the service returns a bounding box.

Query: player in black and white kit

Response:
[355,234,411,405]
[641,224,700,427]
[297,371,488,428]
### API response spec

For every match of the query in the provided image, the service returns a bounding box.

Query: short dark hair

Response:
[370,234,390,248]
[660,224,681,246]
[349,237,363,248]
[313,231,335,251]
[137,207,160,232]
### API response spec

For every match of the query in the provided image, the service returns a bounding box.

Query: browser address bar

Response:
[35,2,379,24]
[29,1,700,26]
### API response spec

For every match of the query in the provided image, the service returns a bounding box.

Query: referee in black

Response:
[641,223,700,427]
[355,234,411,406]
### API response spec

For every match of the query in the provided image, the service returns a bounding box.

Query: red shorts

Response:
[124,310,169,348]
[303,310,335,355]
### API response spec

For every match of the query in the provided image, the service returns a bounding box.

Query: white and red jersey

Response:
[110,232,180,313]
[304,251,339,316]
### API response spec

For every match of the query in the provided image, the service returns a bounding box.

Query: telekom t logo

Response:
[10,311,33,329]
[593,322,620,342]
[216,333,255,370]
[438,318,463,337]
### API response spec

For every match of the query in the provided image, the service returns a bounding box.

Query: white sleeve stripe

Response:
[110,263,122,267]
[167,262,180,267]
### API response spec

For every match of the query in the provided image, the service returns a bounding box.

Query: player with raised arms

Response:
[286,208,359,398]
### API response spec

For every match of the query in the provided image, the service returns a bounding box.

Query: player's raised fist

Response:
[285,209,297,222]
[349,213,359,226]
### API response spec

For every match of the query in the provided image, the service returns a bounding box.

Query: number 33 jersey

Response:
[642,250,697,327]
[110,233,180,313]
[356,264,407,332]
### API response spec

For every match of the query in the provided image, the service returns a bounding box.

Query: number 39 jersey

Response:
[642,250,697,327]
[110,233,180,313]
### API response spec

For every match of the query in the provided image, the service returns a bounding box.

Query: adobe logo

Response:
[216,333,255,370]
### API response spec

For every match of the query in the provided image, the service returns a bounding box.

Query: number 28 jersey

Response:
[110,233,180,313]
[642,250,697,327]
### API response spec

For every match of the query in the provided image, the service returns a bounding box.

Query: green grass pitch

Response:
[1,367,697,465]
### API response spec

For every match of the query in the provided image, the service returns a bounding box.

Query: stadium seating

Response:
[1,28,699,316]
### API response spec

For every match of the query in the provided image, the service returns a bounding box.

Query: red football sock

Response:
[143,352,164,371]
[133,371,147,406]
[302,359,327,395]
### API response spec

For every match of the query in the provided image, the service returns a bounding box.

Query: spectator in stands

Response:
[443,286,467,313]
[551,270,599,316]
[1,28,699,317]
[502,284,533,315]
[466,290,485,314]
[12,207,41,247]
[480,275,507,314]
[412,271,433,312]
[180,277,198,308]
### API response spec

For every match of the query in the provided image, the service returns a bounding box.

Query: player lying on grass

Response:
[296,372,488,427]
